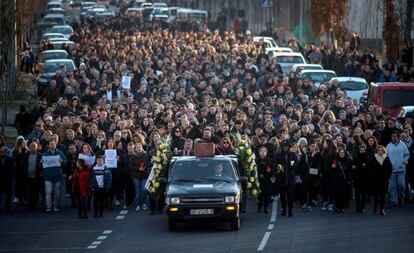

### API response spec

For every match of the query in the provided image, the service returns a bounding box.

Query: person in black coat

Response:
[332,147,352,213]
[0,147,14,212]
[170,126,185,156]
[256,146,275,213]
[23,142,43,210]
[275,140,298,217]
[370,145,393,215]
[352,144,371,213]
[298,142,322,210]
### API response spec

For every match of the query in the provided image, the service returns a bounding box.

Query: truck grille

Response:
[181,197,224,204]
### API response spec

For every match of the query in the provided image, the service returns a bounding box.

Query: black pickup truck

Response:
[163,155,247,231]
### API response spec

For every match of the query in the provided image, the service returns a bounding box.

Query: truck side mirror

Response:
[239,176,248,183]
[158,177,167,184]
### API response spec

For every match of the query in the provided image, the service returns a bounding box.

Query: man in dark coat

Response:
[275,140,298,217]
[0,147,14,212]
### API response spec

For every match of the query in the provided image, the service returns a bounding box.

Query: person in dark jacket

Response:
[128,143,148,211]
[23,142,43,210]
[275,140,298,217]
[170,126,185,156]
[320,139,337,211]
[332,147,352,213]
[298,142,322,211]
[91,156,112,218]
[370,145,393,215]
[256,146,275,213]
[14,106,33,137]
[65,144,78,208]
[0,147,14,212]
[72,159,91,218]
[352,144,370,213]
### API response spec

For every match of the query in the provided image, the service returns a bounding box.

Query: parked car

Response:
[39,50,69,62]
[153,2,168,8]
[47,1,63,10]
[149,8,169,21]
[167,7,180,22]
[331,77,368,102]
[49,41,76,50]
[42,14,66,25]
[50,25,74,39]
[69,0,83,8]
[253,36,278,48]
[38,59,76,95]
[125,7,143,16]
[298,69,337,87]
[365,82,414,116]
[273,52,306,74]
[48,7,65,15]
[41,33,65,41]
[291,64,323,75]
[266,47,293,57]
[397,106,414,118]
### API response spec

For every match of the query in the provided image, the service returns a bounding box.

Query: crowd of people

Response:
[1,9,414,219]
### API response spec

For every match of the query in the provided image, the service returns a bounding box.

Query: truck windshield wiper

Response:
[172,179,202,183]
[200,177,234,183]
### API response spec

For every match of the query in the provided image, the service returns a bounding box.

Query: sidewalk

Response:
[0,73,36,146]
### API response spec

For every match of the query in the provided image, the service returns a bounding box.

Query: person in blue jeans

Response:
[128,143,149,211]
[386,131,410,208]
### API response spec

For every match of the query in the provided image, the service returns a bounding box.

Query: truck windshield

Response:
[170,160,235,182]
[383,89,414,109]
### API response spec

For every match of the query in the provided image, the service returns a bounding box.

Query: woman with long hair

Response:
[218,137,235,155]
[352,144,370,213]
[320,138,337,211]
[369,145,393,215]
[333,146,352,213]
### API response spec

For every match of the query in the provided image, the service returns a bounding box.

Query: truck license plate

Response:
[190,209,214,215]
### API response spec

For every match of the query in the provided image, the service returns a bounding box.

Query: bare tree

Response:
[383,0,401,64]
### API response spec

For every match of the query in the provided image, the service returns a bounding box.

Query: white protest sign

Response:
[122,76,132,90]
[42,155,61,168]
[78,154,96,166]
[145,166,156,191]
[104,149,117,168]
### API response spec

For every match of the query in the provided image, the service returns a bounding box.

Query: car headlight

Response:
[171,197,180,204]
[225,196,239,203]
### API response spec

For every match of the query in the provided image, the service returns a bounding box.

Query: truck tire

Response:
[168,217,177,231]
[230,216,240,231]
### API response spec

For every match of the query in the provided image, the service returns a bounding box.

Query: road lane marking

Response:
[0,230,102,235]
[102,230,112,234]
[87,230,112,250]
[0,247,85,251]
[91,241,102,245]
[257,201,278,251]
[270,201,277,223]
[257,232,271,251]
[116,215,125,219]
[0,218,120,223]
[97,236,107,240]
[87,245,97,249]
[120,210,128,215]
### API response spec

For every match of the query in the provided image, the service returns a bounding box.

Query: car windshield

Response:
[51,27,71,34]
[170,160,235,182]
[43,52,67,61]
[42,61,74,74]
[295,66,322,74]
[276,56,304,64]
[338,81,368,91]
[383,90,414,109]
[303,72,336,83]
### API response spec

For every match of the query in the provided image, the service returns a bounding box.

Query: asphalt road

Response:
[0,198,413,253]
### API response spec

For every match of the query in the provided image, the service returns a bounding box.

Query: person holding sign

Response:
[91,156,112,218]
[42,140,67,213]
[78,143,96,167]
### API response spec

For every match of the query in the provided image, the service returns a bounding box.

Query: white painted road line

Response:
[0,230,102,234]
[102,230,113,234]
[257,201,278,251]
[97,235,107,240]
[257,232,271,251]
[87,245,97,249]
[120,210,128,215]
[91,241,102,245]
[270,201,277,223]
[116,215,125,220]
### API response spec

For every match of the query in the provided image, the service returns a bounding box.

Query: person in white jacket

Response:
[386,131,410,208]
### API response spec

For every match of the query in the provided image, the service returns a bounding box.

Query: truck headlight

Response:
[225,196,239,203]
[171,197,180,204]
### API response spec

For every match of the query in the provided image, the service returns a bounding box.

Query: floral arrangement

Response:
[149,136,172,195]
[235,134,260,199]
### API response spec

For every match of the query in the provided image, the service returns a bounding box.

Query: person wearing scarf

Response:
[369,145,392,215]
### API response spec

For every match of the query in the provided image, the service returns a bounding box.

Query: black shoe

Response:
[288,209,293,217]
[281,209,286,216]
[392,203,398,209]
[242,208,246,213]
